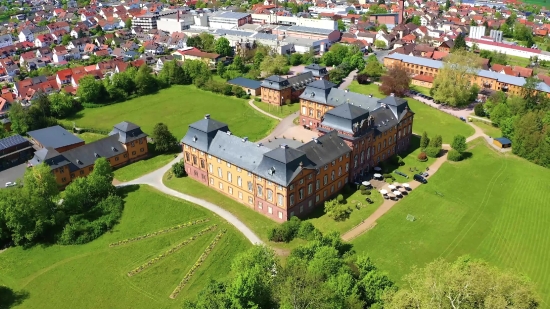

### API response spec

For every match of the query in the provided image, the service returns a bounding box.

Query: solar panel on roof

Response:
[0,135,29,151]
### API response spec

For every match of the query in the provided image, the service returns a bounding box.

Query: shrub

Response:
[448,149,462,161]
[365,190,371,195]
[297,221,318,240]
[382,173,391,178]
[420,131,430,149]
[361,190,368,195]
[425,147,440,158]
[254,97,261,102]
[429,135,443,148]
[324,198,353,221]
[336,194,344,203]
[417,152,428,161]
[172,162,187,178]
[357,73,370,84]
[359,184,367,191]
[386,178,395,183]
[268,216,301,242]
[474,103,485,117]
[451,135,467,153]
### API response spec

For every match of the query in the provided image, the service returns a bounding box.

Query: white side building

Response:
[157,11,195,34]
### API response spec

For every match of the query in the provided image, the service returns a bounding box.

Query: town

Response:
[0,0,548,307]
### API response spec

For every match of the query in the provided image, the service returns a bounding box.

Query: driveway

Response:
[0,163,27,189]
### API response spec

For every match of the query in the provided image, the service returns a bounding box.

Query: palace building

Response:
[182,84,414,221]
[383,53,550,97]
[29,121,148,187]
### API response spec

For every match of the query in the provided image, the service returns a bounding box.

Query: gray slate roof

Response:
[254,145,311,187]
[181,116,229,152]
[29,147,74,170]
[0,135,30,151]
[297,131,352,168]
[208,132,270,172]
[109,121,148,144]
[303,64,329,77]
[228,77,262,89]
[61,134,126,170]
[27,125,84,149]
[261,72,315,91]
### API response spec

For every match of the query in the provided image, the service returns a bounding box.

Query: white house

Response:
[0,34,13,48]
[18,29,34,42]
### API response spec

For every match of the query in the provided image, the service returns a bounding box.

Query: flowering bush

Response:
[169,230,227,299]
[109,218,210,247]
[127,225,217,277]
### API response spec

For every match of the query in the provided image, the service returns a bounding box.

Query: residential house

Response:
[0,34,13,48]
[260,71,316,106]
[34,34,55,48]
[172,47,223,68]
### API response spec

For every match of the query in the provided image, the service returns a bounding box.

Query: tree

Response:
[451,135,467,152]
[186,36,203,50]
[214,37,232,57]
[363,57,385,79]
[337,19,346,32]
[61,34,71,46]
[158,60,190,86]
[384,257,540,308]
[260,55,288,76]
[110,69,136,96]
[452,33,467,51]
[410,15,421,26]
[199,33,215,52]
[76,75,106,104]
[324,199,352,221]
[429,135,442,148]
[49,92,75,118]
[289,53,303,66]
[253,52,264,70]
[125,18,132,29]
[134,65,158,95]
[183,59,211,80]
[379,65,411,97]
[172,161,186,177]
[432,50,481,107]
[152,123,177,153]
[374,40,387,49]
[445,0,450,10]
[92,157,113,182]
[474,103,485,116]
[420,131,430,149]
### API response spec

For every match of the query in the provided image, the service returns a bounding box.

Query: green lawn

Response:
[252,100,300,118]
[473,121,502,138]
[0,185,251,309]
[351,141,550,305]
[348,82,474,144]
[506,54,531,67]
[76,132,106,144]
[62,85,278,142]
[410,85,431,96]
[306,187,384,235]
[113,149,178,182]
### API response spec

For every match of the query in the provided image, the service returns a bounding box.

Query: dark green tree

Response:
[134,65,158,95]
[420,131,430,149]
[451,135,467,153]
[452,34,467,51]
[152,123,177,153]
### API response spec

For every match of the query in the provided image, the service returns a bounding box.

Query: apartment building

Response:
[29,122,148,187]
[208,12,251,30]
[383,53,550,97]
[182,115,352,222]
[132,10,177,30]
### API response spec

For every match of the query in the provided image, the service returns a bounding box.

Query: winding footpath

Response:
[118,154,264,246]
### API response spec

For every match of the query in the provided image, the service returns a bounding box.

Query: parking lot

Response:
[0,163,27,188]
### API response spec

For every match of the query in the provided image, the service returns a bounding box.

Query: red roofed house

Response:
[34,34,55,48]
[412,73,434,88]
[172,47,223,68]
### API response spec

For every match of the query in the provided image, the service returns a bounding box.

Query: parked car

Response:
[459,116,466,122]
[421,172,429,177]
[413,174,427,184]
[5,182,16,187]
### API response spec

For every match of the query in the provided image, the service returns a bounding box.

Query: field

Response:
[0,185,251,309]
[473,120,502,138]
[347,82,474,143]
[113,149,178,182]
[252,100,300,118]
[62,85,278,142]
[352,140,550,305]
[75,132,106,143]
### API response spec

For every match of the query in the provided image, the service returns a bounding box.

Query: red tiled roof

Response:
[413,74,434,82]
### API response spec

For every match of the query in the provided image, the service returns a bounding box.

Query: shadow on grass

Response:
[0,286,29,309]
[461,151,473,160]
[117,184,141,198]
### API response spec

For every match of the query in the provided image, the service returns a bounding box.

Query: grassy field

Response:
[62,86,278,142]
[113,150,178,182]
[0,185,251,309]
[352,140,550,305]
[473,121,502,138]
[76,132,106,143]
[347,82,474,144]
[410,85,431,96]
[252,100,300,118]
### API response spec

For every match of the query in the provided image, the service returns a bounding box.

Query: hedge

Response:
[448,149,462,161]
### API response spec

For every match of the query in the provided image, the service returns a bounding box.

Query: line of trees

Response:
[478,84,550,168]
[0,158,123,247]
[185,231,540,308]
[321,44,366,84]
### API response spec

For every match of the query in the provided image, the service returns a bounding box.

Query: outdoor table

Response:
[362,181,371,186]
[388,185,396,190]
[402,183,410,188]
[380,189,388,195]
[374,173,382,179]
[374,167,382,171]
[393,191,402,196]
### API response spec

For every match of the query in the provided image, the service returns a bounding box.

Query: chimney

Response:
[242,137,248,142]
[280,144,288,149]
[177,10,180,22]
[398,0,404,25]
[345,89,349,93]
[226,131,232,135]
[257,143,263,147]
[204,114,210,119]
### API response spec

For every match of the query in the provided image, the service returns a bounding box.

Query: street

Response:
[0,164,27,189]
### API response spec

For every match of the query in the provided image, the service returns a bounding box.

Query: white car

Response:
[5,182,16,187]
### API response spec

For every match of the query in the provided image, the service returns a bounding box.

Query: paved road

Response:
[339,69,358,90]
[259,112,299,144]
[0,163,27,189]
[119,154,264,246]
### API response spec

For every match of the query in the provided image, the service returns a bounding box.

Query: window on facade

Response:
[227,172,232,182]
[277,193,283,206]
[331,185,334,193]
[331,171,335,181]
[140,148,144,152]
[309,108,313,116]
[115,157,119,161]
[237,167,241,172]
[218,167,222,178]
[278,211,283,219]
[268,206,273,214]
[323,175,328,185]
[317,110,321,118]
[299,188,304,200]
[290,184,294,190]
[338,180,341,188]
[316,195,320,202]
[132,151,136,155]
[290,194,295,206]
[238,192,243,200]
[331,160,335,166]
[209,164,213,173]
[337,166,342,176]
[383,140,386,148]
[316,180,320,190]
[354,155,358,168]
[308,174,313,180]
[345,163,349,172]
[248,196,253,204]
[360,151,364,164]
[229,187,233,195]
[219,182,223,189]
[302,106,307,115]
[299,179,304,185]
[248,181,253,192]
[257,185,263,197]
[80,170,84,175]
[300,205,304,213]
[192,156,197,165]
[267,189,273,201]
[89,167,93,171]
[308,183,313,194]
[200,159,205,169]
[210,177,214,184]
[131,142,134,147]
[378,143,381,151]
[237,176,242,187]
[324,190,327,198]
[227,162,231,168]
